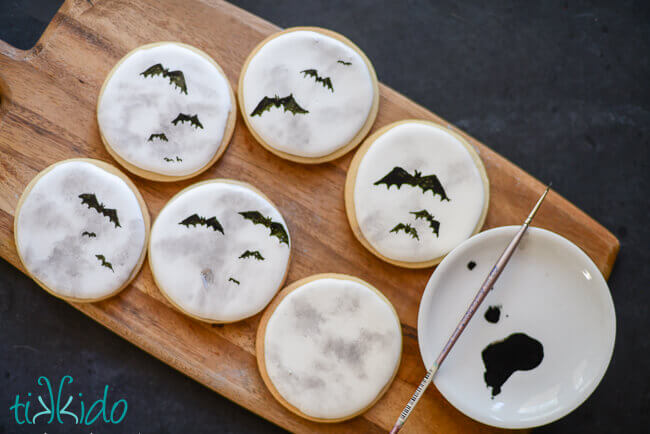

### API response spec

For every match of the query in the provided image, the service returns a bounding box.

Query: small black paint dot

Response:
[484,305,501,323]
[467,261,477,270]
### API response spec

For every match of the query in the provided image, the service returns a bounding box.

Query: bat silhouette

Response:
[250,94,309,117]
[228,277,240,285]
[81,231,96,238]
[300,69,334,92]
[163,156,182,162]
[390,223,419,240]
[95,254,114,272]
[410,209,440,237]
[172,113,203,129]
[79,193,121,228]
[140,63,188,94]
[179,214,224,234]
[148,133,168,142]
[337,60,352,66]
[374,167,450,201]
[239,250,265,261]
[238,211,289,245]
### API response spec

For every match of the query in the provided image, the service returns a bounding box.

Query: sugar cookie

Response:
[149,180,291,323]
[14,159,150,302]
[345,120,489,268]
[98,42,236,181]
[239,27,379,163]
[257,274,402,422]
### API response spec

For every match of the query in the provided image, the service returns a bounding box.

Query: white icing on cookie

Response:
[353,122,487,263]
[242,30,375,158]
[264,277,402,420]
[15,161,146,300]
[98,43,232,176]
[149,181,290,322]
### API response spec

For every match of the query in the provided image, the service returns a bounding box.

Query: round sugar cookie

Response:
[257,274,402,422]
[238,27,379,163]
[345,120,490,268]
[14,159,150,302]
[149,180,291,323]
[97,42,236,181]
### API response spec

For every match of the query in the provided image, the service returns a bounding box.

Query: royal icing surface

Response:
[98,43,232,176]
[242,30,375,158]
[264,277,402,419]
[353,122,486,263]
[149,182,290,322]
[15,161,146,299]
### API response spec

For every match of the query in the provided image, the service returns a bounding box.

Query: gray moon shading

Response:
[354,122,487,263]
[98,43,232,176]
[149,181,290,322]
[263,277,402,419]
[242,30,374,158]
[15,161,146,300]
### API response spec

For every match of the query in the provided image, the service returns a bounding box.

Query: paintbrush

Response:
[389,185,551,433]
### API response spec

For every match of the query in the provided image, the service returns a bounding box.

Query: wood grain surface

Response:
[0,1,619,433]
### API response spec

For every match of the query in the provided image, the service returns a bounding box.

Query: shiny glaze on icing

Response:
[149,181,290,322]
[98,43,232,176]
[264,277,401,419]
[242,30,374,158]
[15,161,146,299]
[353,122,487,262]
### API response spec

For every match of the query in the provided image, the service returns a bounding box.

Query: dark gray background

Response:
[1,0,648,433]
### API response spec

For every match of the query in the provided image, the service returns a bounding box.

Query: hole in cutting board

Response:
[0,0,64,50]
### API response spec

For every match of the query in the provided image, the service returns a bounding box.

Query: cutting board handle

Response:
[0,39,26,102]
[0,0,91,108]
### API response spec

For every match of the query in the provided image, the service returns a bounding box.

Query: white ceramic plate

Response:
[418,226,616,429]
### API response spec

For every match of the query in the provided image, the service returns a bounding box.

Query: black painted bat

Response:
[410,209,440,237]
[95,254,114,272]
[140,63,188,94]
[179,214,224,234]
[238,211,289,245]
[374,167,450,201]
[148,133,168,142]
[250,94,308,117]
[228,277,240,285]
[239,250,265,261]
[337,60,352,66]
[390,223,419,240]
[81,231,96,238]
[79,193,121,228]
[171,113,203,129]
[300,69,333,92]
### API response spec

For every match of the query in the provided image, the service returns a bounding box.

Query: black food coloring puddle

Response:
[484,305,501,323]
[481,333,544,397]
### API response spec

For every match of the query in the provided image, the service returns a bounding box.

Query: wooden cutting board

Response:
[0,1,619,432]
